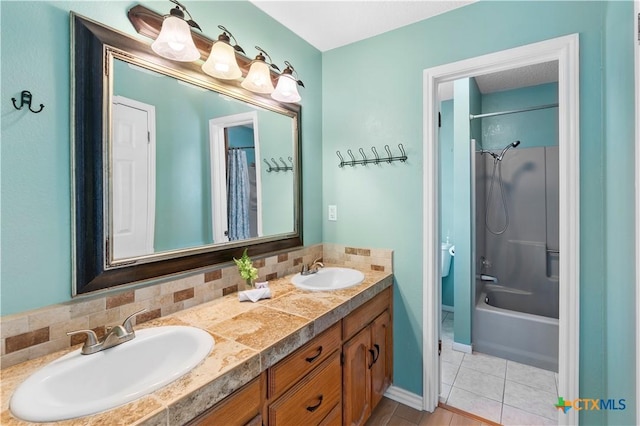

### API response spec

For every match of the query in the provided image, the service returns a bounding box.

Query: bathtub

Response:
[473,282,559,372]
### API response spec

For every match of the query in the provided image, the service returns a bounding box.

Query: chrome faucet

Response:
[67,308,146,355]
[301,257,324,275]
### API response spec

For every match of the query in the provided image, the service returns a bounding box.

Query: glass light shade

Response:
[241,61,275,94]
[151,16,200,62]
[201,42,242,80]
[271,74,301,103]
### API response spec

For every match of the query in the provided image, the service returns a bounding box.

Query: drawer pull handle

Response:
[305,346,323,363]
[368,348,376,369]
[306,395,323,412]
[373,344,380,364]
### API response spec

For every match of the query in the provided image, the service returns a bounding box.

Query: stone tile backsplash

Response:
[0,243,392,369]
[323,243,393,272]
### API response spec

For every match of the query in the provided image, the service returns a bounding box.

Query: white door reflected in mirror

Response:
[111,96,156,259]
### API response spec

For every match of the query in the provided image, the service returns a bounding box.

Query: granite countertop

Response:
[0,267,392,425]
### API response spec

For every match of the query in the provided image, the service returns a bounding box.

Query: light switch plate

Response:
[328,205,337,221]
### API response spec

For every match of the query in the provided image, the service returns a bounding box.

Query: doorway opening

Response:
[422,34,580,426]
[210,111,263,243]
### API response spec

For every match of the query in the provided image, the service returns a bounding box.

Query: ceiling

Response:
[249,0,475,52]
[440,61,559,100]
[249,1,558,95]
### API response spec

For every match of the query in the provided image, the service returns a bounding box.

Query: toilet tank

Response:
[441,242,454,277]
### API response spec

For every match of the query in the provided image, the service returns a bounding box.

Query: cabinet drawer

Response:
[268,353,341,426]
[343,287,391,341]
[187,375,263,426]
[269,322,341,398]
[319,402,342,426]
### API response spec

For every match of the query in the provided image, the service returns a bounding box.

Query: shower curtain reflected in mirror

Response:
[227,149,250,240]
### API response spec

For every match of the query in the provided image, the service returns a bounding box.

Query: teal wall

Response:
[227,127,255,164]
[322,1,635,424]
[451,78,481,346]
[1,1,637,424]
[256,111,296,236]
[481,83,559,149]
[1,1,322,315]
[439,100,454,307]
[604,1,636,420]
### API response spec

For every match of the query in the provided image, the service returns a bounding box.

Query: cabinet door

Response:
[370,310,392,408]
[342,327,372,426]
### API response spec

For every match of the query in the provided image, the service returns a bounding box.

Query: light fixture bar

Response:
[127,4,277,83]
[128,3,303,102]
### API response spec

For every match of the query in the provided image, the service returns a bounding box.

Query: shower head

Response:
[497,140,520,161]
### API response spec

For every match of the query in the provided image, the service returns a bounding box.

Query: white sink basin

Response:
[291,267,365,291]
[10,325,214,422]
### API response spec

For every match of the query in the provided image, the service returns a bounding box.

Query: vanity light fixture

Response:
[201,25,245,80]
[151,0,201,62]
[271,61,304,103]
[128,3,306,103]
[241,46,280,94]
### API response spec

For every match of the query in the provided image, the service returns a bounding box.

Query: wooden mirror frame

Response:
[71,13,302,295]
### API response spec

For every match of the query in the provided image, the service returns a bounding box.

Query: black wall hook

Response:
[12,90,44,113]
[263,156,293,172]
[337,144,408,168]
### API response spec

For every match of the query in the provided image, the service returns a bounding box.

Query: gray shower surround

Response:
[474,146,559,371]
[478,146,559,308]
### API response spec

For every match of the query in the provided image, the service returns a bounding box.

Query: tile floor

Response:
[440,311,560,425]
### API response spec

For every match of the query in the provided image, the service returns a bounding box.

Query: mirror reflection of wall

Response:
[111,58,296,262]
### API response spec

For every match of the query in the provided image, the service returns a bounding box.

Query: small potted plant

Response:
[234,249,259,290]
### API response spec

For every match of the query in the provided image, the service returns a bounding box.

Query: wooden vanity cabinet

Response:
[187,286,393,426]
[186,373,266,426]
[266,322,342,426]
[342,288,393,426]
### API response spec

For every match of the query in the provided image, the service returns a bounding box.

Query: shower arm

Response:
[479,141,521,162]
[480,149,499,160]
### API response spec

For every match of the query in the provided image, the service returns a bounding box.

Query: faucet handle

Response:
[121,308,147,333]
[66,329,99,349]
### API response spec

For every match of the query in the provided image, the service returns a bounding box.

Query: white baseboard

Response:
[384,385,423,411]
[452,342,472,354]
[441,304,454,313]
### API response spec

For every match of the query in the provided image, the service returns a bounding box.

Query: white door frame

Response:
[634,2,639,424]
[422,34,580,426]
[209,111,263,243]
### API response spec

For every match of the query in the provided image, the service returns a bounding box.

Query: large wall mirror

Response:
[72,13,302,295]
